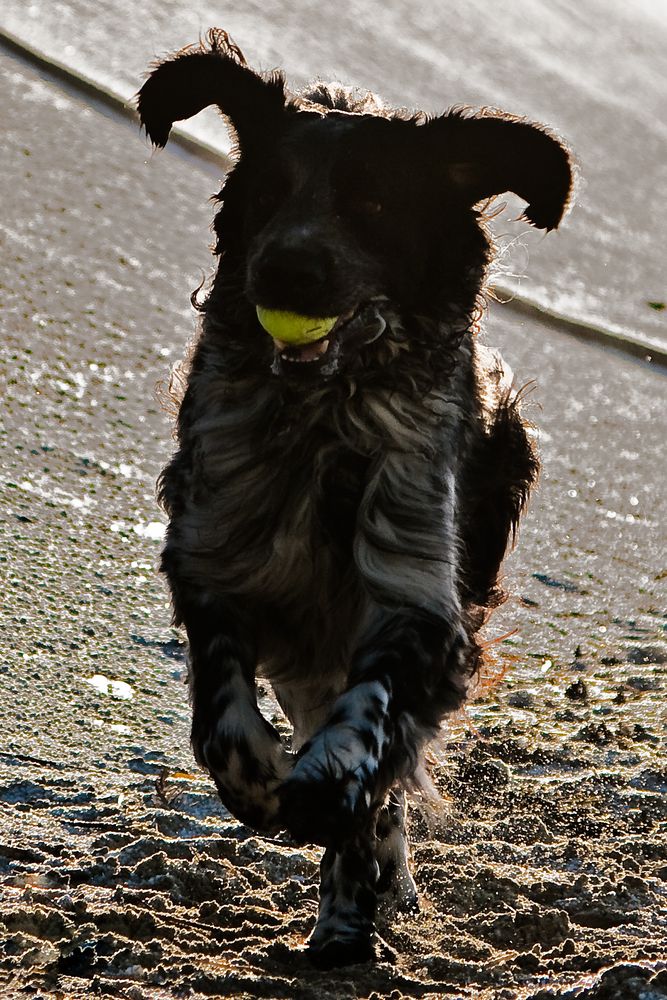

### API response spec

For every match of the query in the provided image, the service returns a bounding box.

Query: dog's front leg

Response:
[307,829,379,968]
[306,788,417,968]
[280,610,471,846]
[181,595,292,831]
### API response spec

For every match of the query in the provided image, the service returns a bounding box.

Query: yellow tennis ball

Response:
[256,307,338,345]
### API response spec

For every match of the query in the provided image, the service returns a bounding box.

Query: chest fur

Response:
[162,367,463,623]
[170,406,368,606]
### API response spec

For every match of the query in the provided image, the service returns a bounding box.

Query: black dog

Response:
[138,29,572,968]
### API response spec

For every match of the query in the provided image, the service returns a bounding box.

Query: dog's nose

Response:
[250,239,333,311]
[265,247,328,289]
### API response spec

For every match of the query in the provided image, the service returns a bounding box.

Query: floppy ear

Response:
[137,28,287,151]
[425,110,574,231]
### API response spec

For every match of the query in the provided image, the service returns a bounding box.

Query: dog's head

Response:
[138,29,573,380]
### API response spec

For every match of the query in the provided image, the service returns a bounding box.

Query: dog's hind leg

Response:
[375,787,418,913]
[307,828,379,969]
[179,594,292,832]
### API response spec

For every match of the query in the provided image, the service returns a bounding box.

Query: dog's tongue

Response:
[275,337,330,362]
[297,339,329,361]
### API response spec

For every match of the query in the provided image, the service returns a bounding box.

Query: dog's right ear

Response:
[137,28,287,152]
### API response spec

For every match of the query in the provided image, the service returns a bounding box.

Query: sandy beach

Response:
[1,9,666,999]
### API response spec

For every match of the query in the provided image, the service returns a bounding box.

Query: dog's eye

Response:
[355,200,383,216]
[344,199,383,219]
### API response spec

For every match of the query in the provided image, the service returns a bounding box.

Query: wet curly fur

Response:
[137,29,573,968]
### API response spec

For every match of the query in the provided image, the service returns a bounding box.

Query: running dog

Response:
[137,28,572,968]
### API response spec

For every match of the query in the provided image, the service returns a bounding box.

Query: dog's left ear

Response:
[137,28,287,152]
[426,111,574,230]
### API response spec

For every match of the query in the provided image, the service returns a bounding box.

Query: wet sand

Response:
[1,42,666,1000]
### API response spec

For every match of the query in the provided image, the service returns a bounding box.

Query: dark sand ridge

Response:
[0,28,666,1000]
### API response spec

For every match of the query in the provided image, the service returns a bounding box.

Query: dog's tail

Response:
[137,28,286,150]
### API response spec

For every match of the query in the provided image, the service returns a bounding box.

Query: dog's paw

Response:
[307,933,375,970]
[278,725,384,844]
[194,707,294,833]
[279,765,369,846]
[278,691,391,844]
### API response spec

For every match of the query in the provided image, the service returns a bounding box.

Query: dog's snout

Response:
[266,244,330,292]
[248,232,337,313]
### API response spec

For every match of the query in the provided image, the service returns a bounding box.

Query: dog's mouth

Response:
[268,302,387,378]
